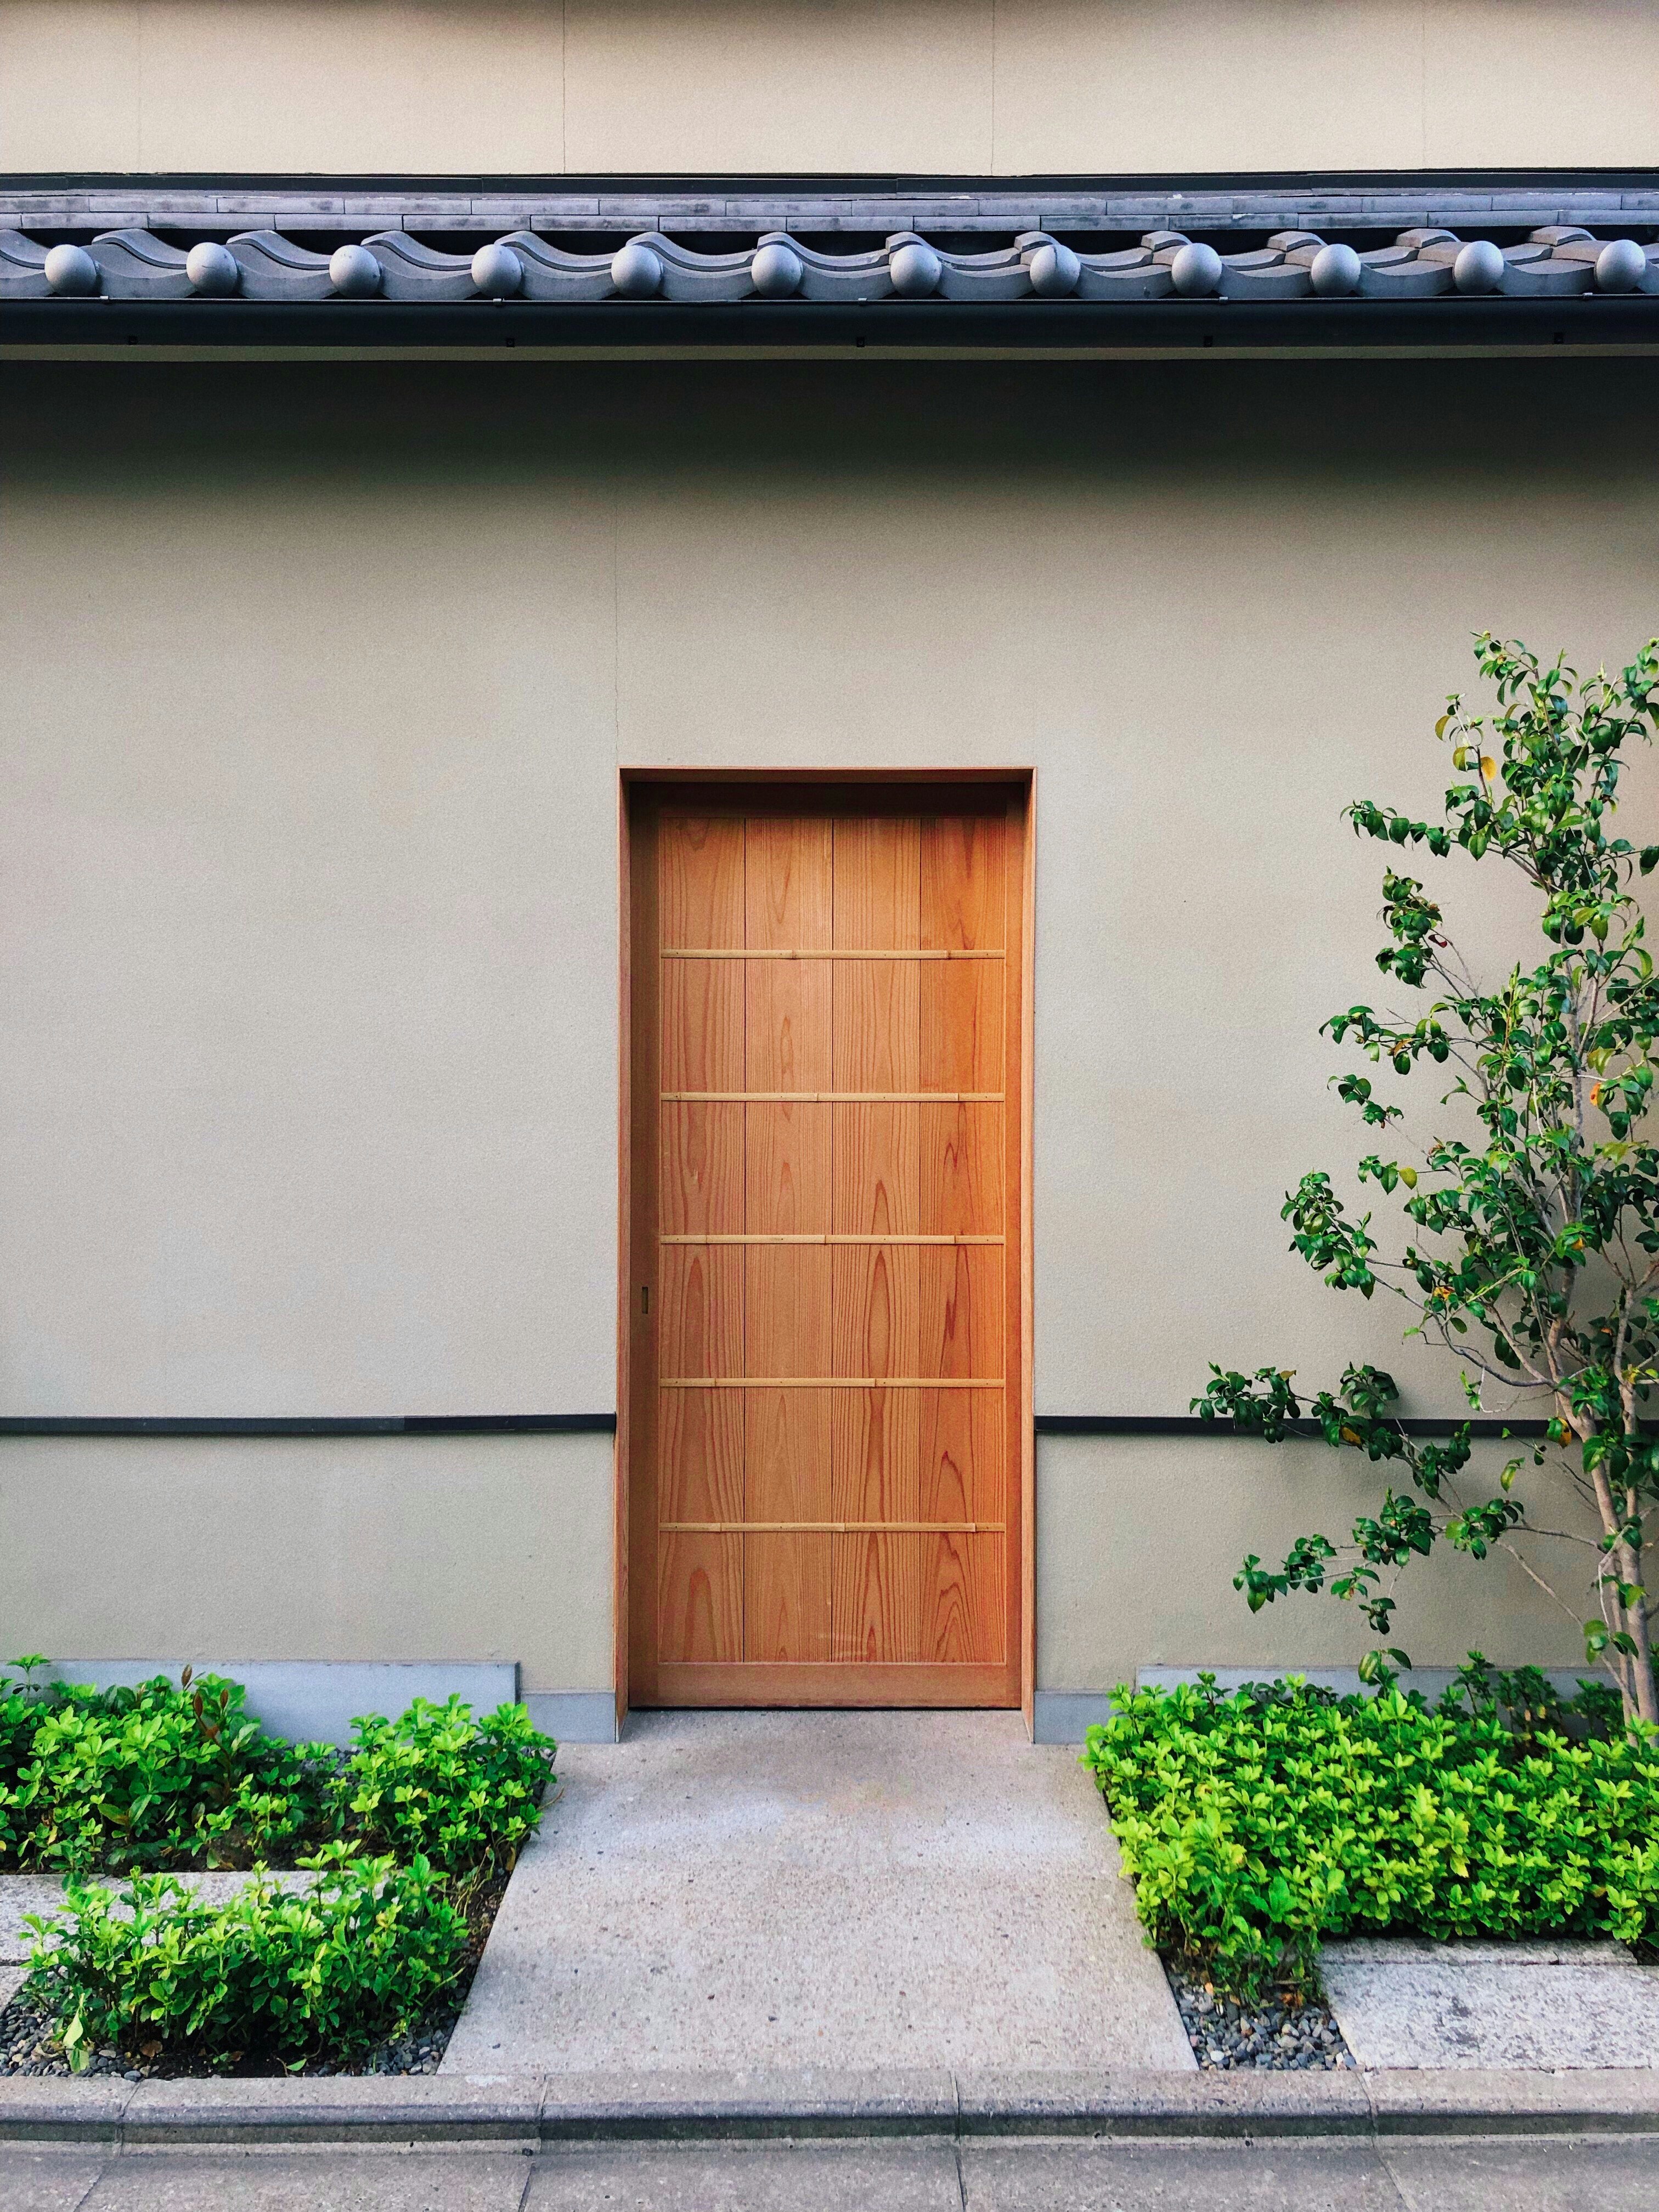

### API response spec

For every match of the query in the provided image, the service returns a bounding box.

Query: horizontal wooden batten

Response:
[654,1661,1018,1709]
[660,1091,1003,1103]
[659,1521,1003,1534]
[661,947,1003,961]
[659,1233,1002,1246]
[660,1376,1005,1390]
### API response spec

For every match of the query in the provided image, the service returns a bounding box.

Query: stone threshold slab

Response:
[3,2068,1659,2147]
[1322,1938,1659,2070]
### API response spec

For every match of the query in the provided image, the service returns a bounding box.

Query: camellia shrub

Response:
[1084,1667,1659,1997]
[22,1847,466,2072]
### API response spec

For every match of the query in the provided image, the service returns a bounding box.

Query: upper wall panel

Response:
[2,0,1656,185]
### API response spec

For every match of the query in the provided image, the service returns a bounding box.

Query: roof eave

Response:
[4,294,1657,354]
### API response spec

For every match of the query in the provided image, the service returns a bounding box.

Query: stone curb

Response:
[2,2069,1658,2146]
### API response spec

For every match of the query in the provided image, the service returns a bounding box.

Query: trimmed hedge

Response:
[0,1669,555,1877]
[1082,1666,1659,1996]
[22,1848,466,2071]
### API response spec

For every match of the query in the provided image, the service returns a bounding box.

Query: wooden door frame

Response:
[614,769,1036,1735]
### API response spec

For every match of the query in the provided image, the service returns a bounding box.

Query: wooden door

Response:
[625,782,1027,1707]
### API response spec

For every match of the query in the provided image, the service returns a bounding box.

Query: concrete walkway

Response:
[9,2136,1659,2210]
[442,1711,1192,2075]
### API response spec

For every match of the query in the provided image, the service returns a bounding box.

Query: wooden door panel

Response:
[834,1104,919,1236]
[658,1387,744,1523]
[745,1103,831,1236]
[920,959,1003,1096]
[746,1245,831,1375]
[922,812,1005,951]
[659,1245,743,1378]
[918,1103,1002,1235]
[745,1532,833,1661]
[919,1245,1004,1381]
[919,1387,1003,1522]
[659,1103,743,1235]
[833,817,922,949]
[658,1532,742,1663]
[918,1532,1003,1663]
[661,815,744,947]
[633,783,1025,1709]
[831,1387,921,1525]
[832,1532,922,1662]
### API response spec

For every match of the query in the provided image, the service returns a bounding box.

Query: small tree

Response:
[1200,634,1659,1723]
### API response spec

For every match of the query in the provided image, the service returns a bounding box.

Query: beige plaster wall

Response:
[3,0,1658,176]
[1038,1435,1600,1691]
[0,1434,613,1691]
[3,354,1656,1687]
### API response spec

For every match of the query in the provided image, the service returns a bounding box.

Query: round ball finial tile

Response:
[1028,242,1080,298]
[1453,240,1505,295]
[329,244,382,297]
[889,242,942,297]
[1595,238,1647,294]
[472,242,523,298]
[1170,241,1222,298]
[611,240,663,298]
[1310,242,1361,298]
[185,242,239,296]
[44,244,98,296]
[751,241,803,298]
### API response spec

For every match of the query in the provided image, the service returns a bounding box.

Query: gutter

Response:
[4,294,1657,355]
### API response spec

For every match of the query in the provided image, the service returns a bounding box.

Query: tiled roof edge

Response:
[5,181,1659,234]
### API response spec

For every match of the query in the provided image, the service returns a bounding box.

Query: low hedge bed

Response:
[0,1664,557,2074]
[1083,1662,1659,1998]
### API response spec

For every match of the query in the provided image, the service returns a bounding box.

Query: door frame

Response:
[615,769,1035,1734]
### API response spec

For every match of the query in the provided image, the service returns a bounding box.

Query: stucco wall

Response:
[2,0,1656,177]
[3,355,1656,1695]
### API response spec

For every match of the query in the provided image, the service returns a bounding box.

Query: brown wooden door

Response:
[626,782,1026,1707]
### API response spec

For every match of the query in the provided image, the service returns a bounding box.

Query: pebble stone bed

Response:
[0,1989,458,2079]
[1167,1963,1355,2070]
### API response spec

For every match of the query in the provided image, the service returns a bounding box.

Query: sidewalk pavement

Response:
[442,1710,1192,2075]
[4,2130,1658,2210]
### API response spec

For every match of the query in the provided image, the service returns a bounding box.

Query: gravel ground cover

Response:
[0,1871,507,2080]
[1167,1962,1355,2070]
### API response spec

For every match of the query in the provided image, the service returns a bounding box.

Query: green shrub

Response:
[339,1697,555,1876]
[22,1846,467,2072]
[3,1671,327,1875]
[0,1664,558,1880]
[1083,1671,1659,1997]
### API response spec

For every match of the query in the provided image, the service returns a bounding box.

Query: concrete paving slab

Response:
[524,2140,965,2211]
[442,1711,1191,2076]
[0,1875,315,1965]
[0,2146,112,2210]
[1323,1940,1659,2069]
[960,2138,1405,2210]
[78,2149,535,2211]
[1380,2136,1659,2210]
[0,1964,26,2010]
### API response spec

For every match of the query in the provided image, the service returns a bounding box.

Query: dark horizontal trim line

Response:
[1039,1414,1562,1439]
[7,167,1658,194]
[1041,1415,1659,1440]
[5,297,1655,353]
[0,1414,617,1437]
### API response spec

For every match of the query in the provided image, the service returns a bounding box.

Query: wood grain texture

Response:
[631,783,1027,1710]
